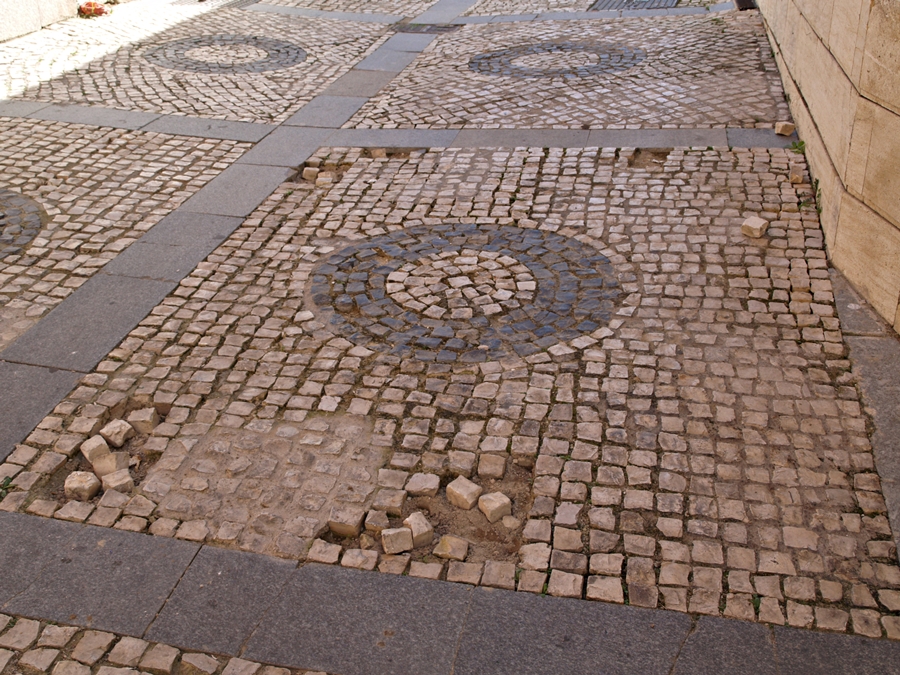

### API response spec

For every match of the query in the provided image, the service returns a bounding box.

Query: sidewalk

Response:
[1,0,900,673]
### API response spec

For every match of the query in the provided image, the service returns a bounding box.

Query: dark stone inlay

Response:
[0,188,46,261]
[469,42,646,79]
[142,35,308,74]
[310,223,621,361]
[394,23,462,33]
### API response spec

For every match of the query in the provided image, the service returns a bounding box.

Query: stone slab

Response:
[138,212,243,249]
[321,70,397,98]
[141,116,273,143]
[181,164,293,216]
[99,242,214,283]
[4,524,199,636]
[726,127,798,148]
[146,546,296,656]
[0,100,51,118]
[29,104,161,131]
[773,626,900,674]
[354,49,420,73]
[672,617,776,675]
[282,96,369,129]
[0,512,80,606]
[588,128,728,148]
[380,33,437,52]
[453,587,691,675]
[0,274,176,372]
[832,270,888,336]
[451,129,590,148]
[235,127,331,168]
[327,129,459,148]
[0,362,81,461]
[846,334,900,553]
[243,563,472,675]
[414,0,479,23]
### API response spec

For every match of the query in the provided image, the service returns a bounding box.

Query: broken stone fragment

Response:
[327,505,365,538]
[775,121,796,136]
[64,471,101,501]
[403,512,434,547]
[433,535,468,561]
[101,468,134,493]
[478,492,512,523]
[80,435,110,465]
[381,527,414,555]
[405,472,440,497]
[92,452,129,478]
[99,420,135,448]
[126,408,159,435]
[741,216,769,238]
[446,476,482,510]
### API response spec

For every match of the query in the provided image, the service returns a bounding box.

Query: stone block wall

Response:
[0,0,79,43]
[756,0,900,332]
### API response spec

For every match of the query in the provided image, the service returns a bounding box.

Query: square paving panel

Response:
[143,414,385,559]
[349,13,788,129]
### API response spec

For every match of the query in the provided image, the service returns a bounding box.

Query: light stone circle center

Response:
[386,249,536,320]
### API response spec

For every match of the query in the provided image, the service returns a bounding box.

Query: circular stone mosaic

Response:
[468,42,646,78]
[142,35,308,73]
[310,224,621,361]
[0,188,46,259]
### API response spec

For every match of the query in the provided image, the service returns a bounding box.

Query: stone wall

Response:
[0,0,79,43]
[756,0,900,332]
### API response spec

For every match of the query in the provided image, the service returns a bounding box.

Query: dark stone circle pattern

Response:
[310,224,622,363]
[142,35,308,74]
[468,42,646,79]
[0,189,45,260]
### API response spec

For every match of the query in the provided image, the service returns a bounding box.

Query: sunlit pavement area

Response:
[1,0,900,673]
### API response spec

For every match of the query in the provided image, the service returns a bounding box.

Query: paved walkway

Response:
[1,0,900,673]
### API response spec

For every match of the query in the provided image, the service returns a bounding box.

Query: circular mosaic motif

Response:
[469,42,646,78]
[309,224,621,361]
[142,35,308,73]
[0,188,46,260]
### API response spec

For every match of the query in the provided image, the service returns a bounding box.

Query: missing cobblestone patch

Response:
[309,223,622,360]
[0,189,46,261]
[142,35,308,73]
[469,42,646,78]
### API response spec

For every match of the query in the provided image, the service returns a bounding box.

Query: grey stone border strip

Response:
[453,1,734,23]
[245,3,405,23]
[2,511,899,674]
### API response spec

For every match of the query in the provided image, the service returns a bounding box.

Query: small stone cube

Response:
[307,539,341,564]
[101,469,134,493]
[433,535,468,561]
[775,122,796,136]
[80,436,110,465]
[65,472,101,501]
[327,505,365,538]
[126,408,159,435]
[403,512,434,548]
[446,476,482,510]
[381,527,414,555]
[365,510,390,534]
[99,420,135,448]
[477,454,506,479]
[478,492,512,523]
[405,473,440,497]
[92,452,129,478]
[741,216,769,238]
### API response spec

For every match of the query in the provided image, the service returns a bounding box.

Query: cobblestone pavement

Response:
[0,118,248,350]
[1,0,899,652]
[0,616,331,675]
[349,14,789,129]
[7,9,389,123]
[464,0,719,17]
[260,0,438,15]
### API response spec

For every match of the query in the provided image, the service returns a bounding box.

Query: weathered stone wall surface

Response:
[0,0,79,43]
[756,0,900,332]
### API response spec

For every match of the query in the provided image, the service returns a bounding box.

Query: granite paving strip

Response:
[146,546,297,656]
[28,104,162,131]
[180,165,295,217]
[282,96,371,128]
[773,625,900,675]
[235,128,334,168]
[2,521,200,636]
[0,363,83,466]
[452,586,692,675]
[671,616,778,675]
